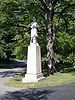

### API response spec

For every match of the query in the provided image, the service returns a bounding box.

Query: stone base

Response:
[22,43,45,83]
[22,73,45,83]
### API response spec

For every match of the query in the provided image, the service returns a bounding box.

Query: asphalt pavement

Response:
[0,82,75,100]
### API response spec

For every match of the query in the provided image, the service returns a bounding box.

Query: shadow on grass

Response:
[0,88,55,100]
[42,61,75,77]
[13,72,26,82]
[55,62,75,73]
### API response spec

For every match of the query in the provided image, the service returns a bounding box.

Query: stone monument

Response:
[22,17,45,82]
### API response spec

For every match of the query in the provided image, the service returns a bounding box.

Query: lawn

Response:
[5,71,75,89]
[3,61,75,88]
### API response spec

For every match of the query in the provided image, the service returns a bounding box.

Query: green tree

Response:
[0,0,20,61]
[40,0,75,74]
[0,0,75,75]
[17,0,75,74]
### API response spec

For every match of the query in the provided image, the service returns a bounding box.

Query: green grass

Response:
[4,61,75,88]
[5,72,75,89]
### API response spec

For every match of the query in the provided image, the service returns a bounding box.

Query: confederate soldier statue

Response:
[30,17,38,44]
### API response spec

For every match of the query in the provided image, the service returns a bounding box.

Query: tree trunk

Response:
[44,0,56,74]
[46,24,56,74]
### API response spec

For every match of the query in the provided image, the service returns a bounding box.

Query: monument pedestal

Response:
[22,43,45,83]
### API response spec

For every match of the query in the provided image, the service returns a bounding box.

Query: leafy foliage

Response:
[0,0,75,65]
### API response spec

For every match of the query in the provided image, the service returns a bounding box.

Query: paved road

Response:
[10,60,27,68]
[0,82,75,100]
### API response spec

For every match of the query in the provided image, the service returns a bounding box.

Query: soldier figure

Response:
[30,17,38,44]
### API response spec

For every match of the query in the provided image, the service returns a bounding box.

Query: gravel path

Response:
[0,68,25,95]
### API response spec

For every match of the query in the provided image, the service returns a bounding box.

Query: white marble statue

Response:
[30,17,38,44]
[22,17,45,83]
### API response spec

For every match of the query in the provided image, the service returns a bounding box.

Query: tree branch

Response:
[54,4,64,10]
[17,23,46,33]
[38,27,46,33]
[17,23,31,29]
[61,15,68,32]
[53,16,60,41]
[55,16,60,33]
[40,0,50,11]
